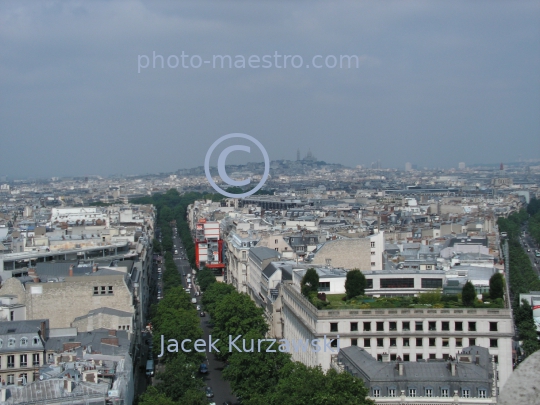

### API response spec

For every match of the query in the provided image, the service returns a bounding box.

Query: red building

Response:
[194,219,225,273]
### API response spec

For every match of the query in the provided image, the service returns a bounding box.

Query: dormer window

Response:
[33,336,40,345]
[8,338,16,347]
[20,337,28,346]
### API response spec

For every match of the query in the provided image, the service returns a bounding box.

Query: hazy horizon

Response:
[1,1,539,178]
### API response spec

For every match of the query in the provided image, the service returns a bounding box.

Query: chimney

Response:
[398,362,404,376]
[64,379,72,393]
[108,329,117,337]
[69,265,74,277]
[92,264,98,273]
[382,353,390,362]
[0,388,7,401]
[475,352,480,365]
[451,362,456,376]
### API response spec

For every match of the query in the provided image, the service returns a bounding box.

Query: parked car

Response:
[205,387,214,398]
[196,305,201,310]
[191,298,197,304]
[199,363,208,373]
[200,312,206,317]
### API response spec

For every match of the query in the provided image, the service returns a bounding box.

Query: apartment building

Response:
[279,282,513,389]
[0,320,48,386]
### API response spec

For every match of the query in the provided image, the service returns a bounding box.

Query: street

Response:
[171,232,237,404]
[519,224,540,276]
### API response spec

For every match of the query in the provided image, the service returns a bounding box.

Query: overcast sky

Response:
[1,0,539,178]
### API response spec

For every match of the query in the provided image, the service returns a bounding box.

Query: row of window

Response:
[0,354,40,369]
[93,286,114,295]
[0,337,41,349]
[350,337,498,348]
[330,320,497,332]
[372,387,487,398]
[2,373,30,385]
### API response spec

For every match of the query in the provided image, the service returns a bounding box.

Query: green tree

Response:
[138,386,178,405]
[197,267,217,292]
[418,289,442,305]
[201,282,236,315]
[301,268,319,297]
[462,281,476,307]
[267,362,374,405]
[489,273,505,300]
[345,269,367,299]
[222,331,292,402]
[155,353,204,401]
[211,292,268,357]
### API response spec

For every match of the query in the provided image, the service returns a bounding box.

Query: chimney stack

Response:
[451,362,456,376]
[92,264,98,273]
[69,265,74,277]
[398,362,404,376]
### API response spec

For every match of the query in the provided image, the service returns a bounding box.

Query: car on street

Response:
[205,387,214,398]
[200,311,205,317]
[196,305,201,310]
[188,283,192,289]
[185,288,190,293]
[199,363,208,373]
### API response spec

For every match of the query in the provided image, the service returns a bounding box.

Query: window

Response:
[403,338,410,347]
[415,321,423,331]
[469,338,476,346]
[390,354,397,361]
[351,338,358,346]
[275,239,278,244]
[371,251,375,255]
[421,278,443,288]
[479,389,487,398]
[47,353,54,363]
[456,338,463,347]
[33,336,40,345]
[331,339,338,348]
[441,388,449,397]
[402,321,410,331]
[468,322,476,332]
[442,338,449,347]
[390,338,397,347]
[20,355,27,367]
[377,322,384,331]
[33,354,40,366]
[416,338,423,346]
[8,355,15,368]
[373,389,380,397]
[7,374,14,385]
[364,322,371,331]
[416,354,423,361]
[108,286,113,294]
[364,338,371,347]
[350,322,358,332]
[389,322,397,331]
[8,338,15,347]
[429,353,436,360]
[494,355,498,363]
[403,354,410,361]
[93,286,99,295]
[442,321,449,331]
[389,388,396,397]
[490,339,498,348]
[429,338,436,347]
[381,278,414,288]
[319,282,330,292]
[490,322,498,332]
[425,388,433,397]
[371,242,375,248]
[371,262,376,266]
[462,389,470,398]
[330,323,338,332]
[242,251,246,260]
[377,338,384,347]
[275,248,279,251]
[101,286,106,295]
[366,279,373,289]
[408,389,416,397]
[20,337,28,346]
[0,338,2,348]
[455,321,463,331]
[429,321,436,331]
[19,373,28,385]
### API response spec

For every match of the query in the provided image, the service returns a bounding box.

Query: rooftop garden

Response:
[300,268,506,311]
